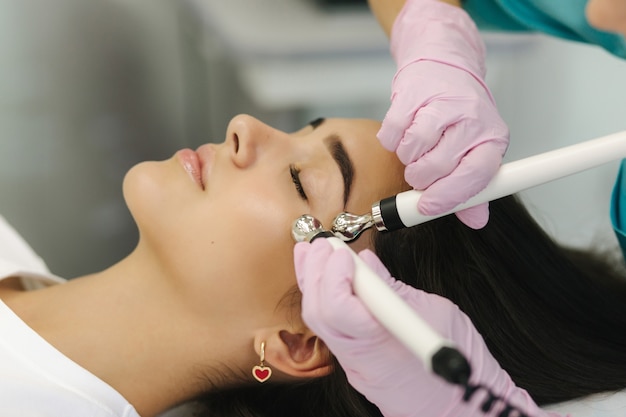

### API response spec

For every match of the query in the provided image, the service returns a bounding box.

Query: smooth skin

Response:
[0,115,407,417]
[586,0,626,36]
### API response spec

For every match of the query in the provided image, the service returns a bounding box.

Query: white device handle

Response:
[325,236,452,370]
[395,130,626,227]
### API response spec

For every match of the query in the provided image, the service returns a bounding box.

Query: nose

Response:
[225,114,276,168]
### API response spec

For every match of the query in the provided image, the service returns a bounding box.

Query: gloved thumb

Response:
[357,249,408,292]
[358,249,392,280]
[454,203,489,229]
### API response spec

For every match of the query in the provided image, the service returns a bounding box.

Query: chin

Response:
[122,161,172,232]
[123,158,202,252]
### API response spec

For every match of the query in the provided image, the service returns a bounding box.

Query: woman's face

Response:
[123,115,407,327]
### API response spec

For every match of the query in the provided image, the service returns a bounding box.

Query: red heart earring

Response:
[252,341,272,383]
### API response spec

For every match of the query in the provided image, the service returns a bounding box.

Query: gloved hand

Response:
[294,239,560,417]
[379,0,509,229]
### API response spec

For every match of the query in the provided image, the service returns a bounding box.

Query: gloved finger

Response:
[294,240,334,322]
[377,89,424,152]
[358,249,472,348]
[294,240,332,293]
[395,107,450,166]
[295,241,363,341]
[416,143,504,216]
[358,249,415,297]
[455,203,489,229]
[360,249,462,325]
[317,248,381,339]
[404,115,497,190]
[357,249,392,280]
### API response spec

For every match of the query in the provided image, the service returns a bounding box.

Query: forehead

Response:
[305,118,408,215]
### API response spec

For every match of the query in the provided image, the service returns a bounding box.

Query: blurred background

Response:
[0,0,625,279]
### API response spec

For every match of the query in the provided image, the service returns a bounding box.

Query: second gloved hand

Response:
[379,0,509,229]
[294,239,559,417]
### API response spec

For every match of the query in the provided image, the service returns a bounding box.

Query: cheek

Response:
[143,177,300,305]
[223,242,298,320]
[201,180,298,249]
[197,185,298,276]
[124,162,303,319]
[175,201,300,322]
[195,188,301,314]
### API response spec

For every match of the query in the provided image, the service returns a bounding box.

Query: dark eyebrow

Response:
[324,134,354,208]
[309,117,325,129]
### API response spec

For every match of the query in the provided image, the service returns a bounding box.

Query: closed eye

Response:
[289,165,308,201]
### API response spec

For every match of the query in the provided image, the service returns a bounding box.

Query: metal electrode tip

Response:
[330,212,375,242]
[291,215,326,243]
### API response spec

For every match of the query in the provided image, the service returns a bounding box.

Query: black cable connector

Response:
[432,347,531,417]
[431,346,472,385]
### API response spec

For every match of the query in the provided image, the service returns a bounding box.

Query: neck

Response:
[5,245,251,417]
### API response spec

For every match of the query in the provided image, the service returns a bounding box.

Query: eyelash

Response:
[289,165,308,201]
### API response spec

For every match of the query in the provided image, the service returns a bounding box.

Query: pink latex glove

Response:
[379,0,509,229]
[294,239,563,417]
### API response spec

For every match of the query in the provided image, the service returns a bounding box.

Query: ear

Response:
[254,328,333,379]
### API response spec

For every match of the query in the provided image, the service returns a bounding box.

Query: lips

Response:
[177,149,204,189]
[196,144,215,189]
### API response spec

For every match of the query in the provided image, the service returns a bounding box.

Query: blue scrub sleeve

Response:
[462,0,626,59]
[610,160,626,260]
